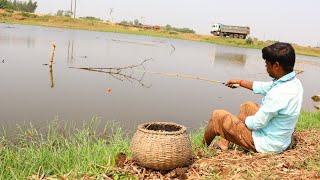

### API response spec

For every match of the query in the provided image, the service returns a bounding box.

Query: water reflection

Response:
[67,40,75,64]
[0,30,36,48]
[214,53,247,67]
[208,45,247,69]
[66,40,89,64]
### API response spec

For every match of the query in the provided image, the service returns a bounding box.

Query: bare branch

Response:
[69,59,152,87]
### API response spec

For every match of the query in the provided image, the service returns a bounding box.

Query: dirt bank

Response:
[108,130,319,179]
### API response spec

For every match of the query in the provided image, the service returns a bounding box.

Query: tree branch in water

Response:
[69,58,152,88]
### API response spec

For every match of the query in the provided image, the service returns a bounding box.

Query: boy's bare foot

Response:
[215,138,229,150]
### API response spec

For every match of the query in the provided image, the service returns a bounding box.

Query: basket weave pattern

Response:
[131,122,192,170]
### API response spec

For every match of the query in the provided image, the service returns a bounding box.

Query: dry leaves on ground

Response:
[28,130,320,180]
[108,130,320,180]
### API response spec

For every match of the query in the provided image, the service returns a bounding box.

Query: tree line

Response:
[0,0,37,13]
[119,19,195,34]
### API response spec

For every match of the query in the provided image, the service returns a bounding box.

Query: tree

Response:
[26,0,37,13]
[56,10,73,17]
[0,0,15,10]
[0,0,9,9]
[134,19,140,26]
[0,0,6,9]
[164,24,172,30]
[64,10,72,17]
[56,10,64,16]
[4,0,38,12]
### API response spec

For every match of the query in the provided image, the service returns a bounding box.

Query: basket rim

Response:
[137,122,186,135]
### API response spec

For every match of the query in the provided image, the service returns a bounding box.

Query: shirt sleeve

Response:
[253,81,273,96]
[245,93,288,130]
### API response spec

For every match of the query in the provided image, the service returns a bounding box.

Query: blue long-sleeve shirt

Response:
[245,71,303,153]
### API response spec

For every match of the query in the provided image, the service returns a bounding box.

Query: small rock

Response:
[311,95,320,102]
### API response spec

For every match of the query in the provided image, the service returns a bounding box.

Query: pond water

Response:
[0,23,319,134]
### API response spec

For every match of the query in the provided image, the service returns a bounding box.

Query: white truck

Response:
[210,23,250,39]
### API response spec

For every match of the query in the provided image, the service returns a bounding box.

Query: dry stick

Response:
[49,43,56,88]
[71,58,153,71]
[171,44,176,50]
[191,168,201,179]
[49,67,54,88]
[49,44,56,67]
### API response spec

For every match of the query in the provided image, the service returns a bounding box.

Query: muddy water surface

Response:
[0,23,319,133]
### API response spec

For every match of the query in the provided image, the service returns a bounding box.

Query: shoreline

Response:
[1,10,320,57]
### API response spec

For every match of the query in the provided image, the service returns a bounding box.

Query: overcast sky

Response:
[34,0,320,47]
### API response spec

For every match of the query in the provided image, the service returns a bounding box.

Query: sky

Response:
[33,0,320,47]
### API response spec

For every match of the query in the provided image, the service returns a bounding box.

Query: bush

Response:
[79,16,102,21]
[18,11,37,18]
[56,10,72,17]
[19,11,30,17]
[164,24,195,34]
[246,37,254,45]
[4,8,13,13]
[174,27,195,34]
[169,31,178,35]
[36,14,51,22]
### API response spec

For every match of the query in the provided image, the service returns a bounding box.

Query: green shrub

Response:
[164,24,195,34]
[4,8,13,13]
[36,15,51,22]
[169,31,178,35]
[19,11,36,18]
[173,27,195,34]
[79,16,102,21]
[246,37,254,45]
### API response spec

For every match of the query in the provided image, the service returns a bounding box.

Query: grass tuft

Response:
[0,118,131,179]
[296,111,320,130]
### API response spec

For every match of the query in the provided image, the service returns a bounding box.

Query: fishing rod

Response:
[135,70,240,87]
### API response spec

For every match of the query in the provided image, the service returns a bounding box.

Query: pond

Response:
[0,23,319,134]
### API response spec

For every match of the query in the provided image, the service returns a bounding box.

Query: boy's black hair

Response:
[262,42,295,73]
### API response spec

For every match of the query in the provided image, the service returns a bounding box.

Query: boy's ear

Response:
[274,62,280,70]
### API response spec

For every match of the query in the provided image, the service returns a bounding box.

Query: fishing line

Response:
[135,70,239,87]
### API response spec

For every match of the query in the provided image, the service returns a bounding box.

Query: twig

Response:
[140,168,146,179]
[191,167,201,179]
[171,44,176,50]
[37,166,42,179]
[69,59,152,87]
[76,58,152,71]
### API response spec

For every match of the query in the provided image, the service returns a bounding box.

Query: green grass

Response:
[0,111,319,179]
[0,118,131,179]
[296,111,320,130]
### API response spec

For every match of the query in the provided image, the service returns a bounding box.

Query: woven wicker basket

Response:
[131,122,192,171]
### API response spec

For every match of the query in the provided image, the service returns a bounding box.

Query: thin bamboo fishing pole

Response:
[136,70,227,85]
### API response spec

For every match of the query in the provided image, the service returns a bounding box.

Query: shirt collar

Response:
[273,71,296,85]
